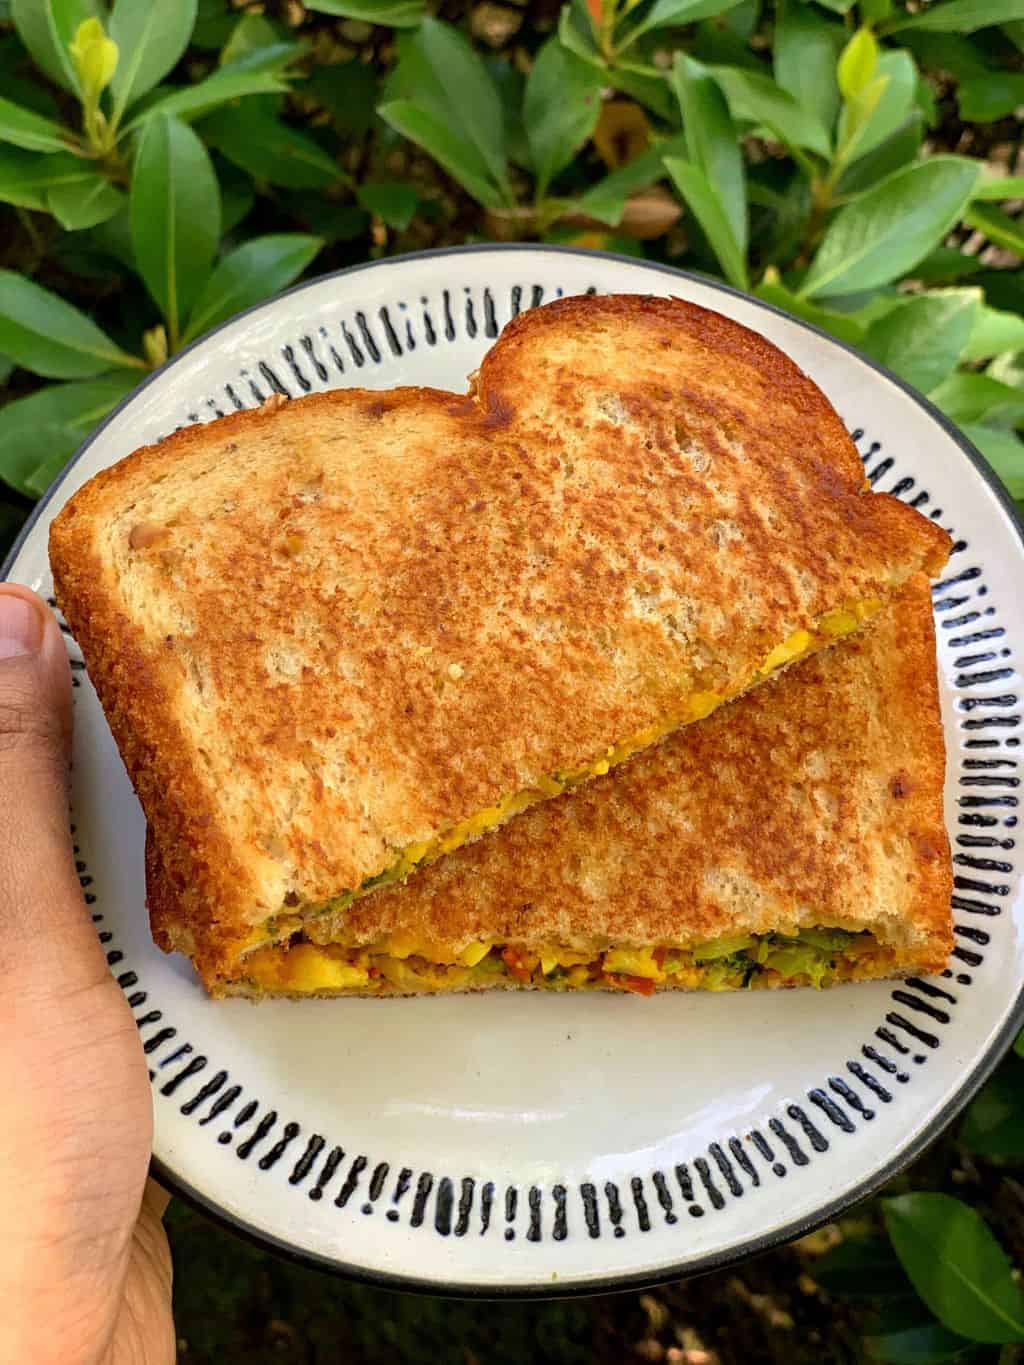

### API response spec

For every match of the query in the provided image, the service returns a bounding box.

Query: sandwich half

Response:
[220,575,951,996]
[50,294,950,978]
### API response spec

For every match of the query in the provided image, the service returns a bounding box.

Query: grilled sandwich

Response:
[49,294,950,984]
[221,576,951,997]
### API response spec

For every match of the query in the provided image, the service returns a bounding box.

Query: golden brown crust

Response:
[49,294,951,963]
[224,576,950,993]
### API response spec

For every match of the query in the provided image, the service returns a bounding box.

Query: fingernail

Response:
[0,589,45,660]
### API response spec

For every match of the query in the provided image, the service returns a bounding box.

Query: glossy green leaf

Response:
[618,0,747,47]
[840,50,917,163]
[865,1322,977,1363]
[711,64,832,156]
[378,100,503,209]
[576,133,688,225]
[387,19,508,200]
[11,0,99,94]
[0,372,139,498]
[860,0,893,18]
[123,68,288,131]
[963,304,1024,361]
[201,100,341,189]
[524,38,603,200]
[900,31,990,80]
[303,0,426,24]
[672,55,746,255]
[801,157,980,298]
[883,0,1024,32]
[963,425,1024,500]
[974,174,1024,200]
[965,202,1024,255]
[356,180,418,230]
[0,270,142,378]
[182,234,322,344]
[221,14,280,63]
[131,114,221,343]
[0,95,73,152]
[664,156,748,290]
[930,372,1024,426]
[815,0,857,13]
[957,72,1024,120]
[217,157,255,234]
[108,0,198,123]
[884,1193,1024,1343]
[774,4,842,135]
[605,67,676,122]
[837,113,923,195]
[0,145,83,209]
[756,274,868,345]
[47,172,124,229]
[863,289,980,392]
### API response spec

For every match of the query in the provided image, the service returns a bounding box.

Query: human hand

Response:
[0,584,174,1365]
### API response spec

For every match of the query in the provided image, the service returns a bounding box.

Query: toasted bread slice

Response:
[221,576,951,997]
[50,294,950,976]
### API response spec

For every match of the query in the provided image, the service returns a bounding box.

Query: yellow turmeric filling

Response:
[284,599,880,927]
[241,929,896,996]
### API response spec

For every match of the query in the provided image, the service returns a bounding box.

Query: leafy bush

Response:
[1,2,1023,1355]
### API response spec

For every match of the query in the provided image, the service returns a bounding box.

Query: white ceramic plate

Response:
[5,246,1024,1297]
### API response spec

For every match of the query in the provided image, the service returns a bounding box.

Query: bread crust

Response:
[49,294,951,969]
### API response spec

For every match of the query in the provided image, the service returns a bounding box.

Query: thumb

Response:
[0,584,104,990]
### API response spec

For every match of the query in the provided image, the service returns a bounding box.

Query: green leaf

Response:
[962,304,1024,361]
[974,174,1024,201]
[929,371,1024,426]
[837,112,923,195]
[815,0,857,13]
[11,0,100,95]
[962,424,1024,500]
[664,157,749,290]
[957,72,1024,120]
[908,245,985,283]
[182,234,322,344]
[108,0,198,124]
[217,156,255,233]
[811,1235,910,1298]
[200,99,341,189]
[303,0,425,24]
[863,289,980,393]
[305,62,377,137]
[840,50,917,164]
[860,0,893,18]
[801,156,981,298]
[617,0,747,47]
[576,133,688,225]
[47,172,124,229]
[123,68,289,132]
[965,202,1024,255]
[557,0,602,68]
[378,99,503,208]
[884,1193,1024,1344]
[1015,1026,1024,1058]
[900,31,990,79]
[387,19,508,200]
[192,0,235,49]
[672,54,747,255]
[221,14,284,65]
[883,0,1024,33]
[0,145,65,209]
[524,38,603,200]
[865,1322,977,1363]
[774,3,843,135]
[710,65,832,157]
[605,67,676,122]
[959,1062,1024,1157]
[756,273,869,345]
[0,270,142,378]
[0,372,139,498]
[356,180,418,230]
[0,95,74,152]
[131,113,221,343]
[838,26,878,99]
